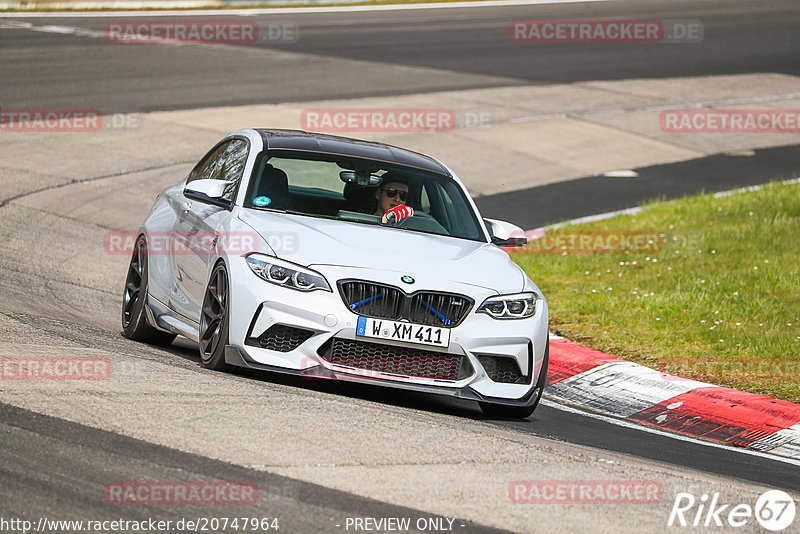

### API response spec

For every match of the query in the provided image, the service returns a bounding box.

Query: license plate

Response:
[356,317,450,348]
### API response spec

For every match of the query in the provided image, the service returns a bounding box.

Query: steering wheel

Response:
[395,212,450,235]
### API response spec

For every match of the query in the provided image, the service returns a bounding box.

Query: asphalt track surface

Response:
[475,143,800,228]
[0,0,798,111]
[2,0,800,531]
[0,403,503,534]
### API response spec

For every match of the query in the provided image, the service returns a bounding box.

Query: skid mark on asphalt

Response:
[0,161,193,210]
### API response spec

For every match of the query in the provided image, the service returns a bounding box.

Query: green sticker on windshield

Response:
[253,196,272,207]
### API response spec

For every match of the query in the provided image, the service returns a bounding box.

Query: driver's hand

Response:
[382,205,414,224]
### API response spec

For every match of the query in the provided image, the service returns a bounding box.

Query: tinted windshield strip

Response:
[259,146,450,176]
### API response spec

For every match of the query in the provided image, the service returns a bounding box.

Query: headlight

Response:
[477,292,537,319]
[246,254,331,292]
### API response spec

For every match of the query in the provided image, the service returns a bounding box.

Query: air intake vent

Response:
[248,324,315,352]
[318,338,473,381]
[477,355,528,384]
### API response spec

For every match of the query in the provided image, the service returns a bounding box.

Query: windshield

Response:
[243,150,486,242]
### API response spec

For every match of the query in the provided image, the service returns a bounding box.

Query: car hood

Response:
[238,209,525,293]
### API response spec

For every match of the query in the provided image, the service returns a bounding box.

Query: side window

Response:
[188,142,229,184]
[218,139,249,202]
[441,180,480,239]
[420,184,431,214]
[187,139,249,203]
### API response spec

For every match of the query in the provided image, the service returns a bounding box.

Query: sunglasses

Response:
[383,188,409,201]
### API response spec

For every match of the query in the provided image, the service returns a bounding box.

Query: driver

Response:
[374,175,414,223]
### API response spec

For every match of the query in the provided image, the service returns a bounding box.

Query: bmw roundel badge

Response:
[401,275,415,284]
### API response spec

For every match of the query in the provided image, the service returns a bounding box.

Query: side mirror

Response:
[484,218,527,247]
[184,179,233,201]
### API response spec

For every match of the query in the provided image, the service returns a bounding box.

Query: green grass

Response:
[512,180,800,403]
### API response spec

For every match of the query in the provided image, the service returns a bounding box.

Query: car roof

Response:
[255,129,450,176]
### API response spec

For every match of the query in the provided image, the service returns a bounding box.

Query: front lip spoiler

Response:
[224,345,540,408]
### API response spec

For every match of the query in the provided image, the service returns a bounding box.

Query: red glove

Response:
[383,205,414,224]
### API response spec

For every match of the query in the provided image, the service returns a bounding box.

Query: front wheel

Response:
[121,235,177,346]
[479,341,549,419]
[199,262,232,371]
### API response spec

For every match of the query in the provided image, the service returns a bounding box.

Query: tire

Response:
[199,262,232,371]
[480,341,549,419]
[121,235,177,346]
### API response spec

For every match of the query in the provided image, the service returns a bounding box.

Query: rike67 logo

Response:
[668,490,796,531]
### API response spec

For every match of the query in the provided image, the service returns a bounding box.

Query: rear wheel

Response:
[121,235,177,346]
[199,262,232,371]
[480,341,549,419]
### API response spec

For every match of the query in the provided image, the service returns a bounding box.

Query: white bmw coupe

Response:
[122,129,549,418]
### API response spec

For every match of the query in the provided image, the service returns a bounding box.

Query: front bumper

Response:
[226,258,549,403]
[224,345,544,408]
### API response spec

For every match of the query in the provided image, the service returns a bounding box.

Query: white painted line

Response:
[0,0,617,18]
[602,170,638,178]
[539,207,643,232]
[529,176,800,234]
[723,149,756,157]
[31,24,106,38]
[0,19,31,27]
[540,397,800,467]
[712,177,800,198]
